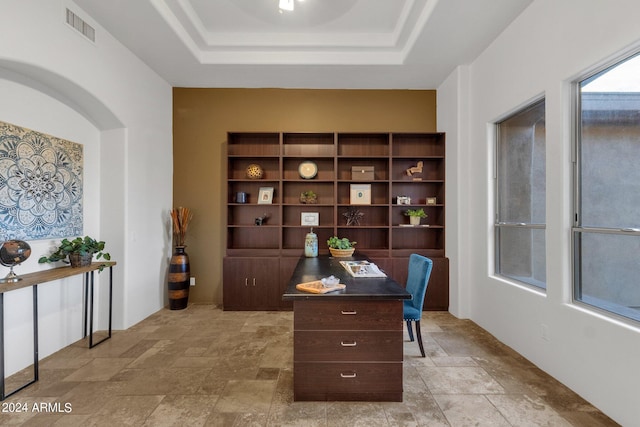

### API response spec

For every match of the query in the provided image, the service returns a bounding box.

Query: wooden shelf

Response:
[224,132,448,310]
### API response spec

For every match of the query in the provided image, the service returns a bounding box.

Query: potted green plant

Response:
[39,236,110,269]
[300,190,317,204]
[405,208,428,225]
[327,236,356,257]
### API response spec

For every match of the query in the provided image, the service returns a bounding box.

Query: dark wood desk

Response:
[283,256,410,401]
[0,262,116,400]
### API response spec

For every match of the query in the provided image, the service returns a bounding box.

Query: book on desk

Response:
[339,260,387,278]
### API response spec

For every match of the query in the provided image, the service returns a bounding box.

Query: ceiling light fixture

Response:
[279,0,294,12]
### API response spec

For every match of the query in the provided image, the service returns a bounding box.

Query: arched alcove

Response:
[0,60,123,130]
[0,59,128,330]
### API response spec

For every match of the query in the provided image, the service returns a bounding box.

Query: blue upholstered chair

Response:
[403,254,433,357]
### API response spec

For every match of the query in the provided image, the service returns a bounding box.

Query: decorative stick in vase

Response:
[170,206,193,247]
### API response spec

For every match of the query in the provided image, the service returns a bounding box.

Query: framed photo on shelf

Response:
[258,187,274,204]
[350,184,371,205]
[301,212,319,226]
[426,197,437,205]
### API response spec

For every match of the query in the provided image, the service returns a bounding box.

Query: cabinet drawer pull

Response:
[340,372,357,378]
[341,341,357,347]
[245,278,248,286]
[341,310,357,315]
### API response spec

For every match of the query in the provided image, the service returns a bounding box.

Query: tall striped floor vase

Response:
[168,245,190,310]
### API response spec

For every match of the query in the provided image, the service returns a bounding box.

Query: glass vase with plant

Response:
[300,190,317,204]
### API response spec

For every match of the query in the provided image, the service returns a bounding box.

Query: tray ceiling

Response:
[72,0,532,89]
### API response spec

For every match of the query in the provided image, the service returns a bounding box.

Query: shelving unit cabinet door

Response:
[223,257,281,310]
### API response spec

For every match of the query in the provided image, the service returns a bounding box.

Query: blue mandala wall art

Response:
[0,121,83,241]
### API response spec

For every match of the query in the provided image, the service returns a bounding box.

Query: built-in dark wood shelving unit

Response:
[224,132,449,310]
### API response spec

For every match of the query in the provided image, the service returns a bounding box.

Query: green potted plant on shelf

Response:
[39,236,111,269]
[327,236,357,257]
[300,190,317,204]
[405,208,428,226]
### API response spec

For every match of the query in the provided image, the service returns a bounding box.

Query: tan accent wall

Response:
[172,88,436,305]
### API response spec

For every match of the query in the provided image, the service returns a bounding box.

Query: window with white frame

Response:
[495,99,546,289]
[574,52,640,322]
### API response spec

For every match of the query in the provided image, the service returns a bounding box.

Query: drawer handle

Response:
[341,310,357,315]
[340,341,357,347]
[340,372,357,378]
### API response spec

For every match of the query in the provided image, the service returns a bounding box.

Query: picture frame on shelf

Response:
[301,212,319,226]
[258,187,274,204]
[396,196,411,205]
[350,184,371,205]
[426,197,437,205]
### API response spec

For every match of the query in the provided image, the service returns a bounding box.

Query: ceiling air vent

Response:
[66,8,95,42]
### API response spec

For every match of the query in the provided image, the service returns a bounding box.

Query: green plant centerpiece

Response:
[405,208,428,225]
[39,236,111,269]
[327,236,356,257]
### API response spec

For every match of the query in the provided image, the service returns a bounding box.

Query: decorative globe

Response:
[245,163,264,179]
[0,239,31,282]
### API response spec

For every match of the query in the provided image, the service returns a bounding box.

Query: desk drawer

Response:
[295,330,401,362]
[294,300,401,331]
[294,362,402,401]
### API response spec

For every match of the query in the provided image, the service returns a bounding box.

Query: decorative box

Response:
[351,166,374,181]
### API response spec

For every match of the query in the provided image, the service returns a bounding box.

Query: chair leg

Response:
[415,320,426,357]
[406,320,414,341]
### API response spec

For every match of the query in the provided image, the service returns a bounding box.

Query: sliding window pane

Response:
[497,101,546,224]
[497,226,546,288]
[580,91,640,229]
[574,231,640,322]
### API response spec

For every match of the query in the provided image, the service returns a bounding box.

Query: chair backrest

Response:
[406,254,433,311]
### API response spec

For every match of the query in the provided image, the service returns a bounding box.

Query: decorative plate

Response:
[298,161,318,179]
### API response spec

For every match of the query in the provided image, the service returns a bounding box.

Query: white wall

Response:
[0,0,172,375]
[438,0,640,425]
[438,65,470,319]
